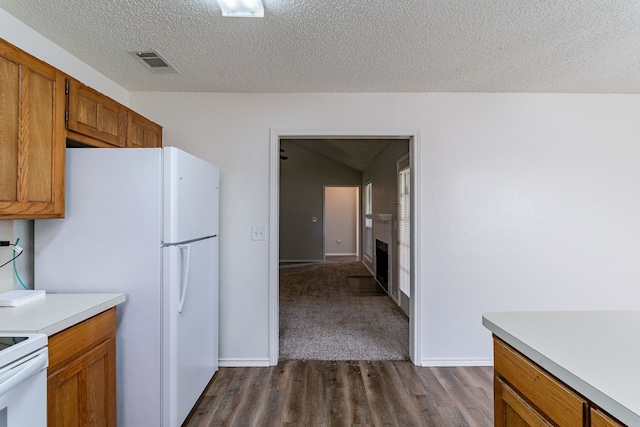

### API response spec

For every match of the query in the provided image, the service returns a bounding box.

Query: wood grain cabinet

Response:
[591,408,625,427]
[47,308,117,427]
[66,78,126,148]
[1,38,162,219]
[493,337,627,427]
[126,109,162,148]
[0,39,66,219]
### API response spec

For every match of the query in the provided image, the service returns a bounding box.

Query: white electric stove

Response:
[0,333,48,426]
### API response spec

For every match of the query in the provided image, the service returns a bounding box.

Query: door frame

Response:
[269,128,422,365]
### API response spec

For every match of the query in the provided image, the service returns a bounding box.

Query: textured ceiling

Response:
[282,139,399,172]
[1,0,639,93]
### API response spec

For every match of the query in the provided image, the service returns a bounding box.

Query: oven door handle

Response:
[0,348,48,397]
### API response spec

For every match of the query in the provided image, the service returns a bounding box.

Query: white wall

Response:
[0,222,13,291]
[130,92,640,365]
[279,141,362,261]
[325,186,358,256]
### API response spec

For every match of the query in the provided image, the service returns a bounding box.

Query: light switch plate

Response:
[251,226,266,241]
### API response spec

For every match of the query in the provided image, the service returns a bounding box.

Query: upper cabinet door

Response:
[0,39,66,219]
[127,110,163,148]
[67,78,126,147]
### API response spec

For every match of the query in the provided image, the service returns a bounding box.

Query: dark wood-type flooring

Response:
[184,360,494,426]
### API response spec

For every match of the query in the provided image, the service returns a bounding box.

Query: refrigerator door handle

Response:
[178,244,191,313]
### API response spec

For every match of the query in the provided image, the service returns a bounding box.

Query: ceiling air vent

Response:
[130,50,178,74]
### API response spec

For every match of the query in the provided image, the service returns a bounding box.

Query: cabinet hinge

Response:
[65,110,69,123]
[65,80,69,95]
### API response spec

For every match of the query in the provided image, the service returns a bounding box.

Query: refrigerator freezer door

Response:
[162,236,218,426]
[163,147,219,244]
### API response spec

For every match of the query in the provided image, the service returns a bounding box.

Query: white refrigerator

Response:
[35,147,219,427]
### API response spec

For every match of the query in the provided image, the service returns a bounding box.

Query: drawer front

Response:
[494,338,585,426]
[496,377,553,427]
[591,407,624,427]
[48,308,116,371]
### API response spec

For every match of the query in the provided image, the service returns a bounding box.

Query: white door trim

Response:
[269,128,422,365]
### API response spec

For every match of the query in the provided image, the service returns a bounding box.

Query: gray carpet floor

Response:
[279,260,409,360]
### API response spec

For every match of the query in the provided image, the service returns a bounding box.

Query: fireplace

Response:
[375,239,389,291]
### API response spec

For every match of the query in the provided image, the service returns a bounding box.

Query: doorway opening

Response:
[270,129,422,365]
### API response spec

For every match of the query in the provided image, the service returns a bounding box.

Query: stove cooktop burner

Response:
[0,336,28,351]
[0,333,47,368]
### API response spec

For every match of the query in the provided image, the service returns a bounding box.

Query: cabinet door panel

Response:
[49,373,81,427]
[496,377,552,427]
[0,38,65,218]
[27,71,55,201]
[48,338,116,427]
[0,54,19,202]
[67,78,126,147]
[494,338,585,426]
[591,407,624,427]
[127,109,162,148]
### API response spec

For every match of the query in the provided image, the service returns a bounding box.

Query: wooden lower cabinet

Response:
[493,337,626,427]
[47,308,117,427]
[496,377,553,426]
[591,408,625,427]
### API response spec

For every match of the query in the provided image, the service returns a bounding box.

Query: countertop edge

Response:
[482,313,639,426]
[41,294,126,335]
[0,293,126,336]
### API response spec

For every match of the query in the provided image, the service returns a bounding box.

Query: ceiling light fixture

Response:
[216,0,264,17]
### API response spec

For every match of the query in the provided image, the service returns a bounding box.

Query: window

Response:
[398,160,410,297]
[364,182,373,260]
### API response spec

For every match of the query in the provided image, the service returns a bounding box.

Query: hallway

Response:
[279,259,409,360]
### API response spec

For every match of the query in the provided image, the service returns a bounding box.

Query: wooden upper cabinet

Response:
[0,39,66,219]
[66,78,126,147]
[127,109,162,148]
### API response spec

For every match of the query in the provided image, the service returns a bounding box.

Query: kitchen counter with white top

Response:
[0,292,125,425]
[483,311,640,426]
[0,293,126,336]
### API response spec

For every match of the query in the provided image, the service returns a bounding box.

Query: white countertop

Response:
[483,311,640,426]
[0,293,126,336]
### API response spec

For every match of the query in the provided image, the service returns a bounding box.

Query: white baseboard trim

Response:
[364,263,374,276]
[325,253,357,256]
[219,358,271,367]
[419,358,493,367]
[279,259,324,263]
